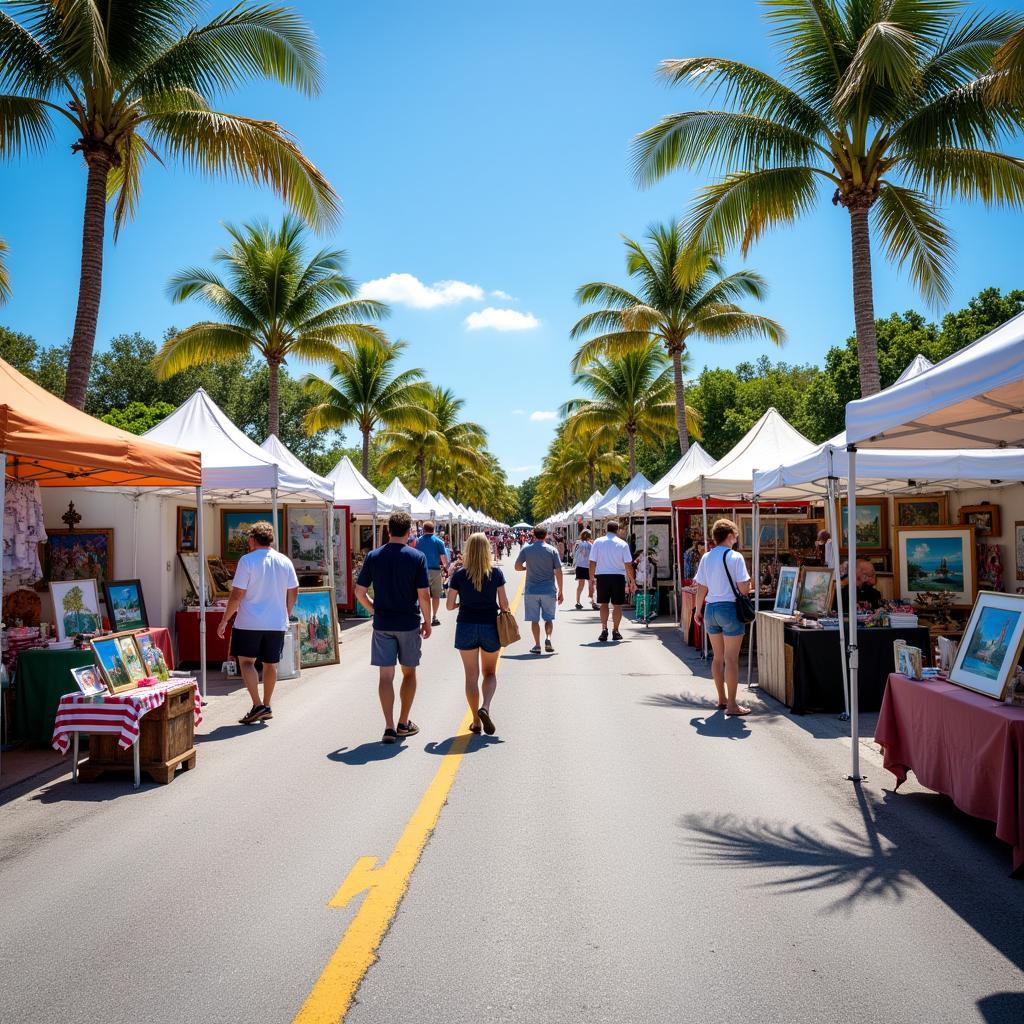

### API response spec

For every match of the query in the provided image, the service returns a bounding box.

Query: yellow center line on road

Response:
[293,573,526,1024]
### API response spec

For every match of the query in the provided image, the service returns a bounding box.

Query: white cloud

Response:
[529,410,556,422]
[490,289,514,301]
[911,544,930,563]
[465,307,540,331]
[359,273,484,309]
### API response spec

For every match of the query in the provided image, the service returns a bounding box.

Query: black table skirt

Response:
[785,625,931,715]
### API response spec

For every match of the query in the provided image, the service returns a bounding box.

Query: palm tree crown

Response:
[571,222,783,452]
[153,216,387,437]
[0,0,339,408]
[632,0,1024,396]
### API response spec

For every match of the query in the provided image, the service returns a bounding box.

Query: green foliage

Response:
[101,401,176,435]
[0,325,38,374]
[516,476,539,524]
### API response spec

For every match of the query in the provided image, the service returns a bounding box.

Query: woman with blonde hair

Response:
[446,531,510,734]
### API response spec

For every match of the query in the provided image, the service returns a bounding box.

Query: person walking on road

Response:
[692,518,752,716]
[217,521,299,726]
[572,529,596,610]
[415,520,448,626]
[446,532,510,735]
[515,525,563,654]
[589,520,636,643]
[355,510,433,744]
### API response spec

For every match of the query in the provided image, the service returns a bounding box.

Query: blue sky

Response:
[3,0,1024,484]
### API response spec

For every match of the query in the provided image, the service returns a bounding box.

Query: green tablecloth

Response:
[14,648,93,746]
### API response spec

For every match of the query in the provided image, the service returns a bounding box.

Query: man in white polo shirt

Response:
[589,520,636,643]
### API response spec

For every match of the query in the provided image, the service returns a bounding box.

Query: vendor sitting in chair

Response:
[837,558,883,610]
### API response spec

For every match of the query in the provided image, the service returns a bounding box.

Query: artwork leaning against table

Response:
[894,525,977,607]
[774,566,800,614]
[949,592,1024,700]
[70,664,106,697]
[293,587,340,668]
[90,631,147,694]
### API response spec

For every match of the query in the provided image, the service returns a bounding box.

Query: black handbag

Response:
[722,548,756,624]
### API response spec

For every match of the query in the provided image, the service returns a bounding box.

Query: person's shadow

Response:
[689,710,752,739]
[327,742,406,765]
[425,735,504,755]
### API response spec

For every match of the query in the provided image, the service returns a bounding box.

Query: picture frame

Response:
[738,514,795,551]
[135,632,170,681]
[1016,521,1024,582]
[948,592,1024,700]
[839,499,888,553]
[286,506,329,574]
[795,567,835,617]
[893,525,977,608]
[42,528,114,583]
[959,503,1001,538]
[102,579,148,631]
[90,630,148,694]
[785,519,823,553]
[293,587,340,667]
[176,506,198,552]
[220,508,285,564]
[773,566,800,614]
[333,506,352,610]
[894,494,948,528]
[49,579,102,642]
[178,552,203,600]
[206,556,234,598]
[70,664,106,697]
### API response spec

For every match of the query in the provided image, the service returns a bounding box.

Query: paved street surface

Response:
[2,553,1022,1024]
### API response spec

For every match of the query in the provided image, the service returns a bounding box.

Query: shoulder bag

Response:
[722,549,756,624]
[496,608,521,648]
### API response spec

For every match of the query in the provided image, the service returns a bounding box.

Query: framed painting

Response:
[206,557,234,598]
[220,508,284,564]
[959,503,1001,538]
[70,664,106,697]
[176,506,198,552]
[359,525,375,551]
[102,579,148,631]
[49,579,102,641]
[90,631,147,694]
[42,529,114,583]
[287,506,329,574]
[333,506,352,610]
[795,567,834,618]
[1016,521,1024,582]
[178,552,203,600]
[774,566,800,614]
[893,525,977,607]
[785,519,823,553]
[135,632,170,681]
[293,587,340,668]
[894,494,948,528]
[839,499,888,552]
[948,592,1024,700]
[738,515,793,551]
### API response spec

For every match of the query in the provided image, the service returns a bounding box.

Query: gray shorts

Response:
[427,569,444,599]
[371,628,422,668]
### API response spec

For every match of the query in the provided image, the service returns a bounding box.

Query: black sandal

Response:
[469,723,482,734]
[397,720,419,737]
[381,728,399,744]
[478,707,496,736]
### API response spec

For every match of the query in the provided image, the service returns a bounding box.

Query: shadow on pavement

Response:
[327,742,407,765]
[32,779,148,803]
[425,735,504,755]
[197,723,263,744]
[641,691,726,711]
[978,993,1024,1024]
[689,711,752,740]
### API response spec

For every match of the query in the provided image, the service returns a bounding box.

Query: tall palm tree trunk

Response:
[361,427,371,478]
[418,455,426,493]
[65,154,113,409]
[670,345,690,453]
[267,358,281,437]
[627,429,636,477]
[848,203,881,397]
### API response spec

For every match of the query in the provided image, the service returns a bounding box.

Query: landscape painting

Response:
[774,566,799,614]
[795,567,834,617]
[49,579,102,641]
[895,495,948,527]
[102,580,148,631]
[950,593,1024,700]
[739,515,793,551]
[220,509,285,563]
[90,632,147,694]
[293,587,340,667]
[895,526,976,607]
[840,500,887,551]
[43,529,114,583]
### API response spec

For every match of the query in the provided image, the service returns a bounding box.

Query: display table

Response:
[175,610,232,665]
[756,611,793,706]
[876,674,1024,875]
[12,628,174,745]
[785,624,931,715]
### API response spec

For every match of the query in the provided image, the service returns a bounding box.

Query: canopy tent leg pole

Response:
[748,496,759,690]
[670,510,678,623]
[326,503,336,594]
[701,493,709,660]
[196,485,207,700]
[643,510,649,628]
[0,453,6,777]
[846,447,862,781]
[826,474,850,721]
[132,493,139,577]
[372,512,377,548]
[271,487,279,550]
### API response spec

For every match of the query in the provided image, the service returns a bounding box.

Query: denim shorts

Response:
[454,621,501,652]
[703,601,746,637]
[524,593,557,622]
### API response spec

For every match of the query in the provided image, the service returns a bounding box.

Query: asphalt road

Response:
[1,553,1022,1024]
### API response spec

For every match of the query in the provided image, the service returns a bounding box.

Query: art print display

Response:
[1016,521,1024,582]
[70,664,106,697]
[102,579,148,631]
[839,499,888,552]
[638,523,671,568]
[42,529,114,582]
[49,579,102,641]
[206,557,234,597]
[795,567,834,617]
[220,508,284,563]
[287,506,329,573]
[739,515,794,551]
[136,632,170,681]
[178,552,203,600]
[333,507,352,609]
[177,506,198,552]
[894,525,977,607]
[785,519,823,553]
[894,495,948,528]
[293,587,340,667]
[958,503,1000,538]
[359,525,375,551]
[773,566,800,614]
[90,631,147,694]
[949,592,1024,700]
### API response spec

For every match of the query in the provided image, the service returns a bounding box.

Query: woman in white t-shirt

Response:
[693,518,752,716]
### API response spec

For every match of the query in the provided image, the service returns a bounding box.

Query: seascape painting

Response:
[774,566,799,614]
[961,606,1019,681]
[904,536,964,592]
[950,593,1024,700]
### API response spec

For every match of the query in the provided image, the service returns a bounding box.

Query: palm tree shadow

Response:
[641,691,724,711]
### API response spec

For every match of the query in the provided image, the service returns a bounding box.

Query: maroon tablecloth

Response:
[875,673,1024,874]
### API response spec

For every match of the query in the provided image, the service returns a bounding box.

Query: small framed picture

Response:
[949,592,1024,700]
[90,631,148,694]
[958,503,1001,538]
[785,519,823,553]
[774,566,800,614]
[49,579,103,642]
[894,494,948,528]
[1016,521,1024,582]
[795,567,835,618]
[102,579,148,632]
[136,632,170,681]
[177,506,198,552]
[70,664,106,697]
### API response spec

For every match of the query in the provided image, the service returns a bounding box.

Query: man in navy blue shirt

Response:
[415,520,449,627]
[355,510,432,744]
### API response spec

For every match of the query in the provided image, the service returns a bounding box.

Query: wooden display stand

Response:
[78,683,197,785]
[756,611,794,707]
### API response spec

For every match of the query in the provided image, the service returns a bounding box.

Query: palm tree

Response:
[550,421,625,495]
[303,339,433,478]
[632,0,1024,396]
[0,237,9,303]
[0,1,339,408]
[571,223,783,451]
[561,342,691,477]
[153,217,387,436]
[993,27,1024,102]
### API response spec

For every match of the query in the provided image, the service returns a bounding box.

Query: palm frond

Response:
[570,331,653,372]
[835,19,920,110]
[991,26,1024,104]
[152,321,253,378]
[166,266,263,328]
[0,93,53,154]
[694,308,787,344]
[902,146,1024,206]
[573,281,644,309]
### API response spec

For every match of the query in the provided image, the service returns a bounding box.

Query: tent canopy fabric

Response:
[577,490,604,516]
[614,473,654,515]
[846,311,1024,448]
[592,484,622,519]
[671,408,817,500]
[323,455,393,515]
[642,444,716,511]
[1,356,201,487]
[382,477,433,517]
[260,435,335,504]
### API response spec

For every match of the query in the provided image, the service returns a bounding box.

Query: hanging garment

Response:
[3,480,47,579]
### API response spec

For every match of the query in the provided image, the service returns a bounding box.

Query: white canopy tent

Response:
[642,444,717,511]
[614,473,654,517]
[591,484,622,522]
[324,455,393,516]
[381,477,433,518]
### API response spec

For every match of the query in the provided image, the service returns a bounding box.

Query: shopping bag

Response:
[496,609,521,648]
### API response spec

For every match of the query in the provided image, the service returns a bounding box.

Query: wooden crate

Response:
[756,611,794,706]
[79,683,197,785]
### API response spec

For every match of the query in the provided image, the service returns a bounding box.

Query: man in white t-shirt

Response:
[217,520,299,725]
[588,520,636,643]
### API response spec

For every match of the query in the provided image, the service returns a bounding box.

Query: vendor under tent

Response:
[0,357,202,774]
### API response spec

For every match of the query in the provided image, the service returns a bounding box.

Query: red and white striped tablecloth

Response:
[52,681,202,754]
